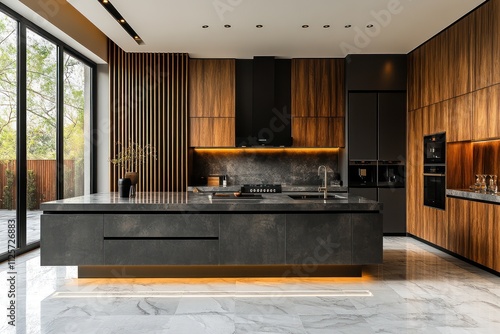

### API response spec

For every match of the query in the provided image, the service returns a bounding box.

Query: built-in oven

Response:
[424,132,446,164]
[423,165,446,210]
[348,161,377,187]
[377,161,405,188]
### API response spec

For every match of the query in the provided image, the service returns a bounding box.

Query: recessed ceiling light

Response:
[302,25,309,28]
[367,24,374,28]
[224,24,231,28]
[98,0,143,44]
[256,25,263,28]
[323,25,330,28]
[345,24,352,28]
[202,25,209,28]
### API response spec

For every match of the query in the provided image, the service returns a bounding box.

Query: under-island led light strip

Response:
[98,0,144,44]
[52,289,372,299]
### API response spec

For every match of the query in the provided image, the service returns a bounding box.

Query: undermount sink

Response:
[288,194,347,200]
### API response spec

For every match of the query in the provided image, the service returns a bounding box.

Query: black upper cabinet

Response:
[345,54,407,91]
[349,92,378,160]
[235,57,292,147]
[378,92,406,161]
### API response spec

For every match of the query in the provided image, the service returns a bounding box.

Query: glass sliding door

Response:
[63,53,91,198]
[0,11,17,254]
[0,4,96,260]
[26,29,57,244]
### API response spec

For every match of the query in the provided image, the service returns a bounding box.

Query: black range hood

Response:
[235,57,292,147]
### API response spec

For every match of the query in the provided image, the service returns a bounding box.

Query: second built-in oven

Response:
[423,165,446,210]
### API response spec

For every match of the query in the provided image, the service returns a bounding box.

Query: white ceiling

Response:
[68,0,485,59]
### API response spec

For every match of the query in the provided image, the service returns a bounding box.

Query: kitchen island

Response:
[40,192,382,277]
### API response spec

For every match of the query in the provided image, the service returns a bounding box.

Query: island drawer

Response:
[103,214,219,238]
[103,240,219,265]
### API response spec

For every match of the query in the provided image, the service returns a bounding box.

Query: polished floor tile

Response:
[1,237,499,333]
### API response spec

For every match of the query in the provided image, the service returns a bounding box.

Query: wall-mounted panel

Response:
[108,42,189,192]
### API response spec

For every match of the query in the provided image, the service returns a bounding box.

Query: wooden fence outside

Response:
[0,160,75,210]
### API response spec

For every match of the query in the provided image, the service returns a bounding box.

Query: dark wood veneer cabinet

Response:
[189,59,235,147]
[472,84,500,141]
[291,58,345,147]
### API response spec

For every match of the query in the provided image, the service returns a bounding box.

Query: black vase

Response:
[118,178,131,198]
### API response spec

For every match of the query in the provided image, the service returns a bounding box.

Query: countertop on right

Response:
[446,189,500,205]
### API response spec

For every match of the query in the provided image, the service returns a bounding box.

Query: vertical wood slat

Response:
[108,41,188,193]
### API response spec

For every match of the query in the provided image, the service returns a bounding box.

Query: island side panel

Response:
[41,214,104,265]
[286,213,352,265]
[351,213,383,264]
[219,214,286,265]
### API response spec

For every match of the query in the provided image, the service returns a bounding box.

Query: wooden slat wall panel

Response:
[109,42,189,192]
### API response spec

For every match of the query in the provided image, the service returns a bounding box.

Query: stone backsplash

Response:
[190,149,340,186]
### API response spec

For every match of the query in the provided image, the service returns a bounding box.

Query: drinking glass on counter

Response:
[480,174,487,192]
[488,175,498,194]
[474,174,481,192]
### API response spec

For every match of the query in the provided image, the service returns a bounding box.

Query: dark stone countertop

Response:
[40,191,380,212]
[446,189,500,205]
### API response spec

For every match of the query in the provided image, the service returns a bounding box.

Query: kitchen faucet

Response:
[318,165,328,199]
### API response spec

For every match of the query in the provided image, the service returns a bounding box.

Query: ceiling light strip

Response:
[97,0,144,44]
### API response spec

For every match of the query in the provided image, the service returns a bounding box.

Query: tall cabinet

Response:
[346,55,407,234]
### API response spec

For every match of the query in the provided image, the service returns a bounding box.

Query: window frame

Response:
[0,3,97,261]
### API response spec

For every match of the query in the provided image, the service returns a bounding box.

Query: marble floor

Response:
[0,210,41,254]
[0,237,499,333]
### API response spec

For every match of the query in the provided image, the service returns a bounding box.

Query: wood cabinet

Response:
[422,100,448,136]
[473,0,500,90]
[189,59,235,147]
[291,58,345,147]
[472,84,500,141]
[292,59,344,117]
[469,201,496,269]
[447,198,500,272]
[190,117,235,147]
[292,117,344,147]
[447,94,473,142]
[406,109,423,237]
[447,198,470,258]
[446,14,474,98]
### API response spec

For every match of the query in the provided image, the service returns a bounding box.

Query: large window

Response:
[26,29,57,244]
[0,11,17,255]
[0,5,96,259]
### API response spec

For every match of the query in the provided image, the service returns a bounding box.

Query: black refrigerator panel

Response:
[378,188,406,234]
[348,92,378,160]
[349,188,378,201]
[378,92,406,161]
[235,59,253,145]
